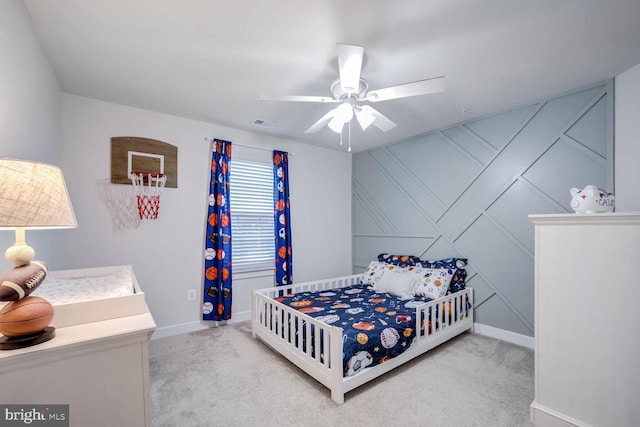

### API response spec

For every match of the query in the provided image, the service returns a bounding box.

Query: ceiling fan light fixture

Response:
[328,116,344,133]
[335,102,354,123]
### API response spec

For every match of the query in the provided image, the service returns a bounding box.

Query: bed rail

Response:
[256,274,362,299]
[252,275,473,404]
[415,287,474,340]
[252,285,345,394]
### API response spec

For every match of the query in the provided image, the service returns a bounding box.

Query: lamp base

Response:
[0,327,55,350]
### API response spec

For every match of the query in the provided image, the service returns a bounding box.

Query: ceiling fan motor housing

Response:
[331,78,368,102]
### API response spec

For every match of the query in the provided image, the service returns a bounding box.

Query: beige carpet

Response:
[150,321,534,427]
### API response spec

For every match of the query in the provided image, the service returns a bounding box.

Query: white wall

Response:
[615,62,640,211]
[59,94,352,336]
[0,1,64,270]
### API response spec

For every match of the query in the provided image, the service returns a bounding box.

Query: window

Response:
[229,159,273,272]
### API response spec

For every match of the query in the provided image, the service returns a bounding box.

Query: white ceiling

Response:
[24,0,640,153]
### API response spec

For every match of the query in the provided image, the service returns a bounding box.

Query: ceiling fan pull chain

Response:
[348,119,352,152]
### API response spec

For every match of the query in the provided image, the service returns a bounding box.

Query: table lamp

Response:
[0,159,77,350]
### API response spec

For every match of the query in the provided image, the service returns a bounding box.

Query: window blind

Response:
[229,159,274,272]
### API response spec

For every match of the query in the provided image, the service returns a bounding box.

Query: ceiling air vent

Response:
[252,119,273,127]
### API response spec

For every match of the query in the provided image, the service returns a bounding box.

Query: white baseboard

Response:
[473,322,534,349]
[530,401,588,426]
[151,310,251,340]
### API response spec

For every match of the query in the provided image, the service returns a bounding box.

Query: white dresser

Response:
[529,213,640,427]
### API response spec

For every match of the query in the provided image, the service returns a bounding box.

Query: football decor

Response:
[0,261,55,349]
[0,296,54,337]
[0,261,47,301]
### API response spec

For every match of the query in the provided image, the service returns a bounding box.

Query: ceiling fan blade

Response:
[337,44,364,94]
[359,105,397,132]
[354,105,375,130]
[366,76,445,102]
[260,94,337,103]
[304,108,338,133]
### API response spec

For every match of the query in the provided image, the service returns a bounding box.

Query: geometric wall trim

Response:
[352,81,613,337]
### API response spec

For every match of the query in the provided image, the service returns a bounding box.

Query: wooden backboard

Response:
[111,137,178,188]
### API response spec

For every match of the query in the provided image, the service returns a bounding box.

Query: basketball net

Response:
[130,172,167,220]
[97,179,141,232]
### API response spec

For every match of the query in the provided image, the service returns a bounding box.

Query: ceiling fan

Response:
[260,44,445,138]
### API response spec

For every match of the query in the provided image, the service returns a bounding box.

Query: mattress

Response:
[33,265,135,305]
[1,265,147,329]
[278,283,435,377]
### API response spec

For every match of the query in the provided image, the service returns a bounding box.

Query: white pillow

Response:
[360,261,388,286]
[371,267,416,300]
[412,268,455,299]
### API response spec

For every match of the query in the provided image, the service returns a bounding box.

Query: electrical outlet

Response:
[187,289,196,301]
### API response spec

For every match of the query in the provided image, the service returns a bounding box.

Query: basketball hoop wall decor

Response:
[110,137,178,221]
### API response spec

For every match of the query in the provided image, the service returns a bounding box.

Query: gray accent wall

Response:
[352,81,613,337]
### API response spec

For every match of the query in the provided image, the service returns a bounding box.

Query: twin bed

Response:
[252,254,473,404]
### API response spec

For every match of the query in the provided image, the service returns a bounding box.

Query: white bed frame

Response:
[252,274,474,404]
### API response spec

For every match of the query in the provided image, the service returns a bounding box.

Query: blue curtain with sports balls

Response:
[273,150,293,286]
[203,139,233,321]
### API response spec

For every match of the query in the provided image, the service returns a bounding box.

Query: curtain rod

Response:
[204,137,294,155]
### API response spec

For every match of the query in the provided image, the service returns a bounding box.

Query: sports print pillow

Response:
[412,267,455,299]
